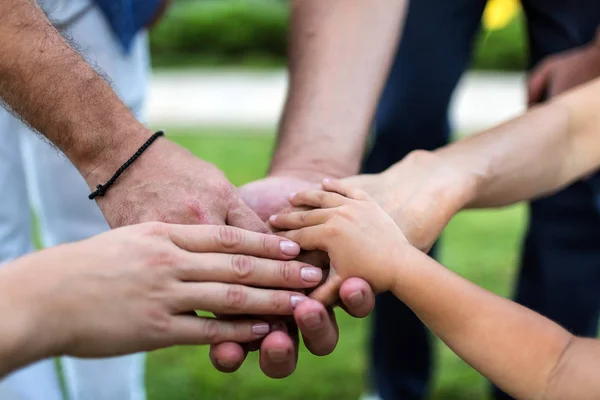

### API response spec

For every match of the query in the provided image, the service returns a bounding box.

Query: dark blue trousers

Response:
[364,1,600,399]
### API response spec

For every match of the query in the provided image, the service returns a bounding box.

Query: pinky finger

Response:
[170,316,271,345]
[322,179,371,201]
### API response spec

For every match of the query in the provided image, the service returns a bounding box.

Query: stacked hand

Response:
[0,223,322,375]
[240,175,376,372]
[270,180,416,304]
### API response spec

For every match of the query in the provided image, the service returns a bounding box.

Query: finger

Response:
[172,282,308,315]
[269,208,331,230]
[294,299,339,356]
[259,326,297,378]
[322,179,371,201]
[177,254,323,289]
[339,277,375,318]
[289,190,350,209]
[169,316,271,345]
[227,196,271,233]
[210,342,248,373]
[278,226,328,252]
[308,272,344,306]
[527,62,552,106]
[168,224,301,259]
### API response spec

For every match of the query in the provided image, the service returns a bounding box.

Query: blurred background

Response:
[142,0,527,398]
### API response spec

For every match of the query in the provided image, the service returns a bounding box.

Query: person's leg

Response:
[0,111,64,400]
[363,1,487,399]
[21,6,150,400]
[492,2,600,399]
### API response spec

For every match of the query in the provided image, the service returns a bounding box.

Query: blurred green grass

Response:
[140,129,527,400]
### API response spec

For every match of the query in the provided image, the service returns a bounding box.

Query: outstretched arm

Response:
[273,182,600,400]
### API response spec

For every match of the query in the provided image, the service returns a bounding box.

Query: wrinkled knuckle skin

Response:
[225,285,248,311]
[217,226,243,249]
[270,291,289,313]
[203,319,223,343]
[231,255,255,280]
[144,306,173,339]
[139,221,170,237]
[277,261,293,283]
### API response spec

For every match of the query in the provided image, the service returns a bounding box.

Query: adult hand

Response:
[236,175,375,373]
[339,150,477,252]
[87,138,267,232]
[0,223,321,375]
[528,32,600,105]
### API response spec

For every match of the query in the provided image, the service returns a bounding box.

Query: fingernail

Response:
[347,290,365,308]
[280,240,300,256]
[301,312,323,331]
[290,295,307,309]
[323,178,332,184]
[266,348,289,363]
[300,267,322,282]
[269,215,277,223]
[288,192,296,200]
[252,323,270,336]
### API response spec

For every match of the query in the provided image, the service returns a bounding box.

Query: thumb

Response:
[528,62,553,106]
[227,196,270,234]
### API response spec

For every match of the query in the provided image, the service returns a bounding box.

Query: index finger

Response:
[168,225,301,259]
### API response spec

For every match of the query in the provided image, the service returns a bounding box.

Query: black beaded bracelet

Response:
[88,130,165,200]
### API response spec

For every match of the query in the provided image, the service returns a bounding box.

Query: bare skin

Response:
[274,181,600,400]
[0,224,322,378]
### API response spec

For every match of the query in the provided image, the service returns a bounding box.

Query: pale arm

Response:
[270,0,408,180]
[433,77,600,208]
[391,249,600,400]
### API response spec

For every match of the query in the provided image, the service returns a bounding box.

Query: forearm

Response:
[0,0,151,179]
[0,258,56,377]
[391,249,574,400]
[433,77,600,209]
[270,0,407,180]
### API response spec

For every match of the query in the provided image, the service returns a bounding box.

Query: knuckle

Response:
[323,223,341,238]
[277,261,293,283]
[270,291,289,312]
[231,255,255,280]
[225,285,247,311]
[138,221,169,237]
[217,226,244,249]
[202,319,223,343]
[143,306,172,337]
[336,206,354,221]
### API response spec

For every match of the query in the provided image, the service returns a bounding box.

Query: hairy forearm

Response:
[392,250,574,400]
[433,77,600,209]
[0,0,151,179]
[270,0,407,180]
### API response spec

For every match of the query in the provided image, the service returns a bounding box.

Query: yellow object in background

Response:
[483,0,520,31]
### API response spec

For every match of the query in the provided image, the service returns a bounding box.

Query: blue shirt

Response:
[92,0,163,53]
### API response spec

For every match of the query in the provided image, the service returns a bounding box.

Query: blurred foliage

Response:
[150,0,528,71]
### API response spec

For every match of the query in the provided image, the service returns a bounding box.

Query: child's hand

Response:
[270,179,411,305]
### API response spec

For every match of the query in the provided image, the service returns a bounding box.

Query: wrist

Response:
[268,164,354,182]
[81,125,156,188]
[0,260,58,374]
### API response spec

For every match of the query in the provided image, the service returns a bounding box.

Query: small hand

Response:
[339,150,476,252]
[528,36,600,105]
[271,179,410,304]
